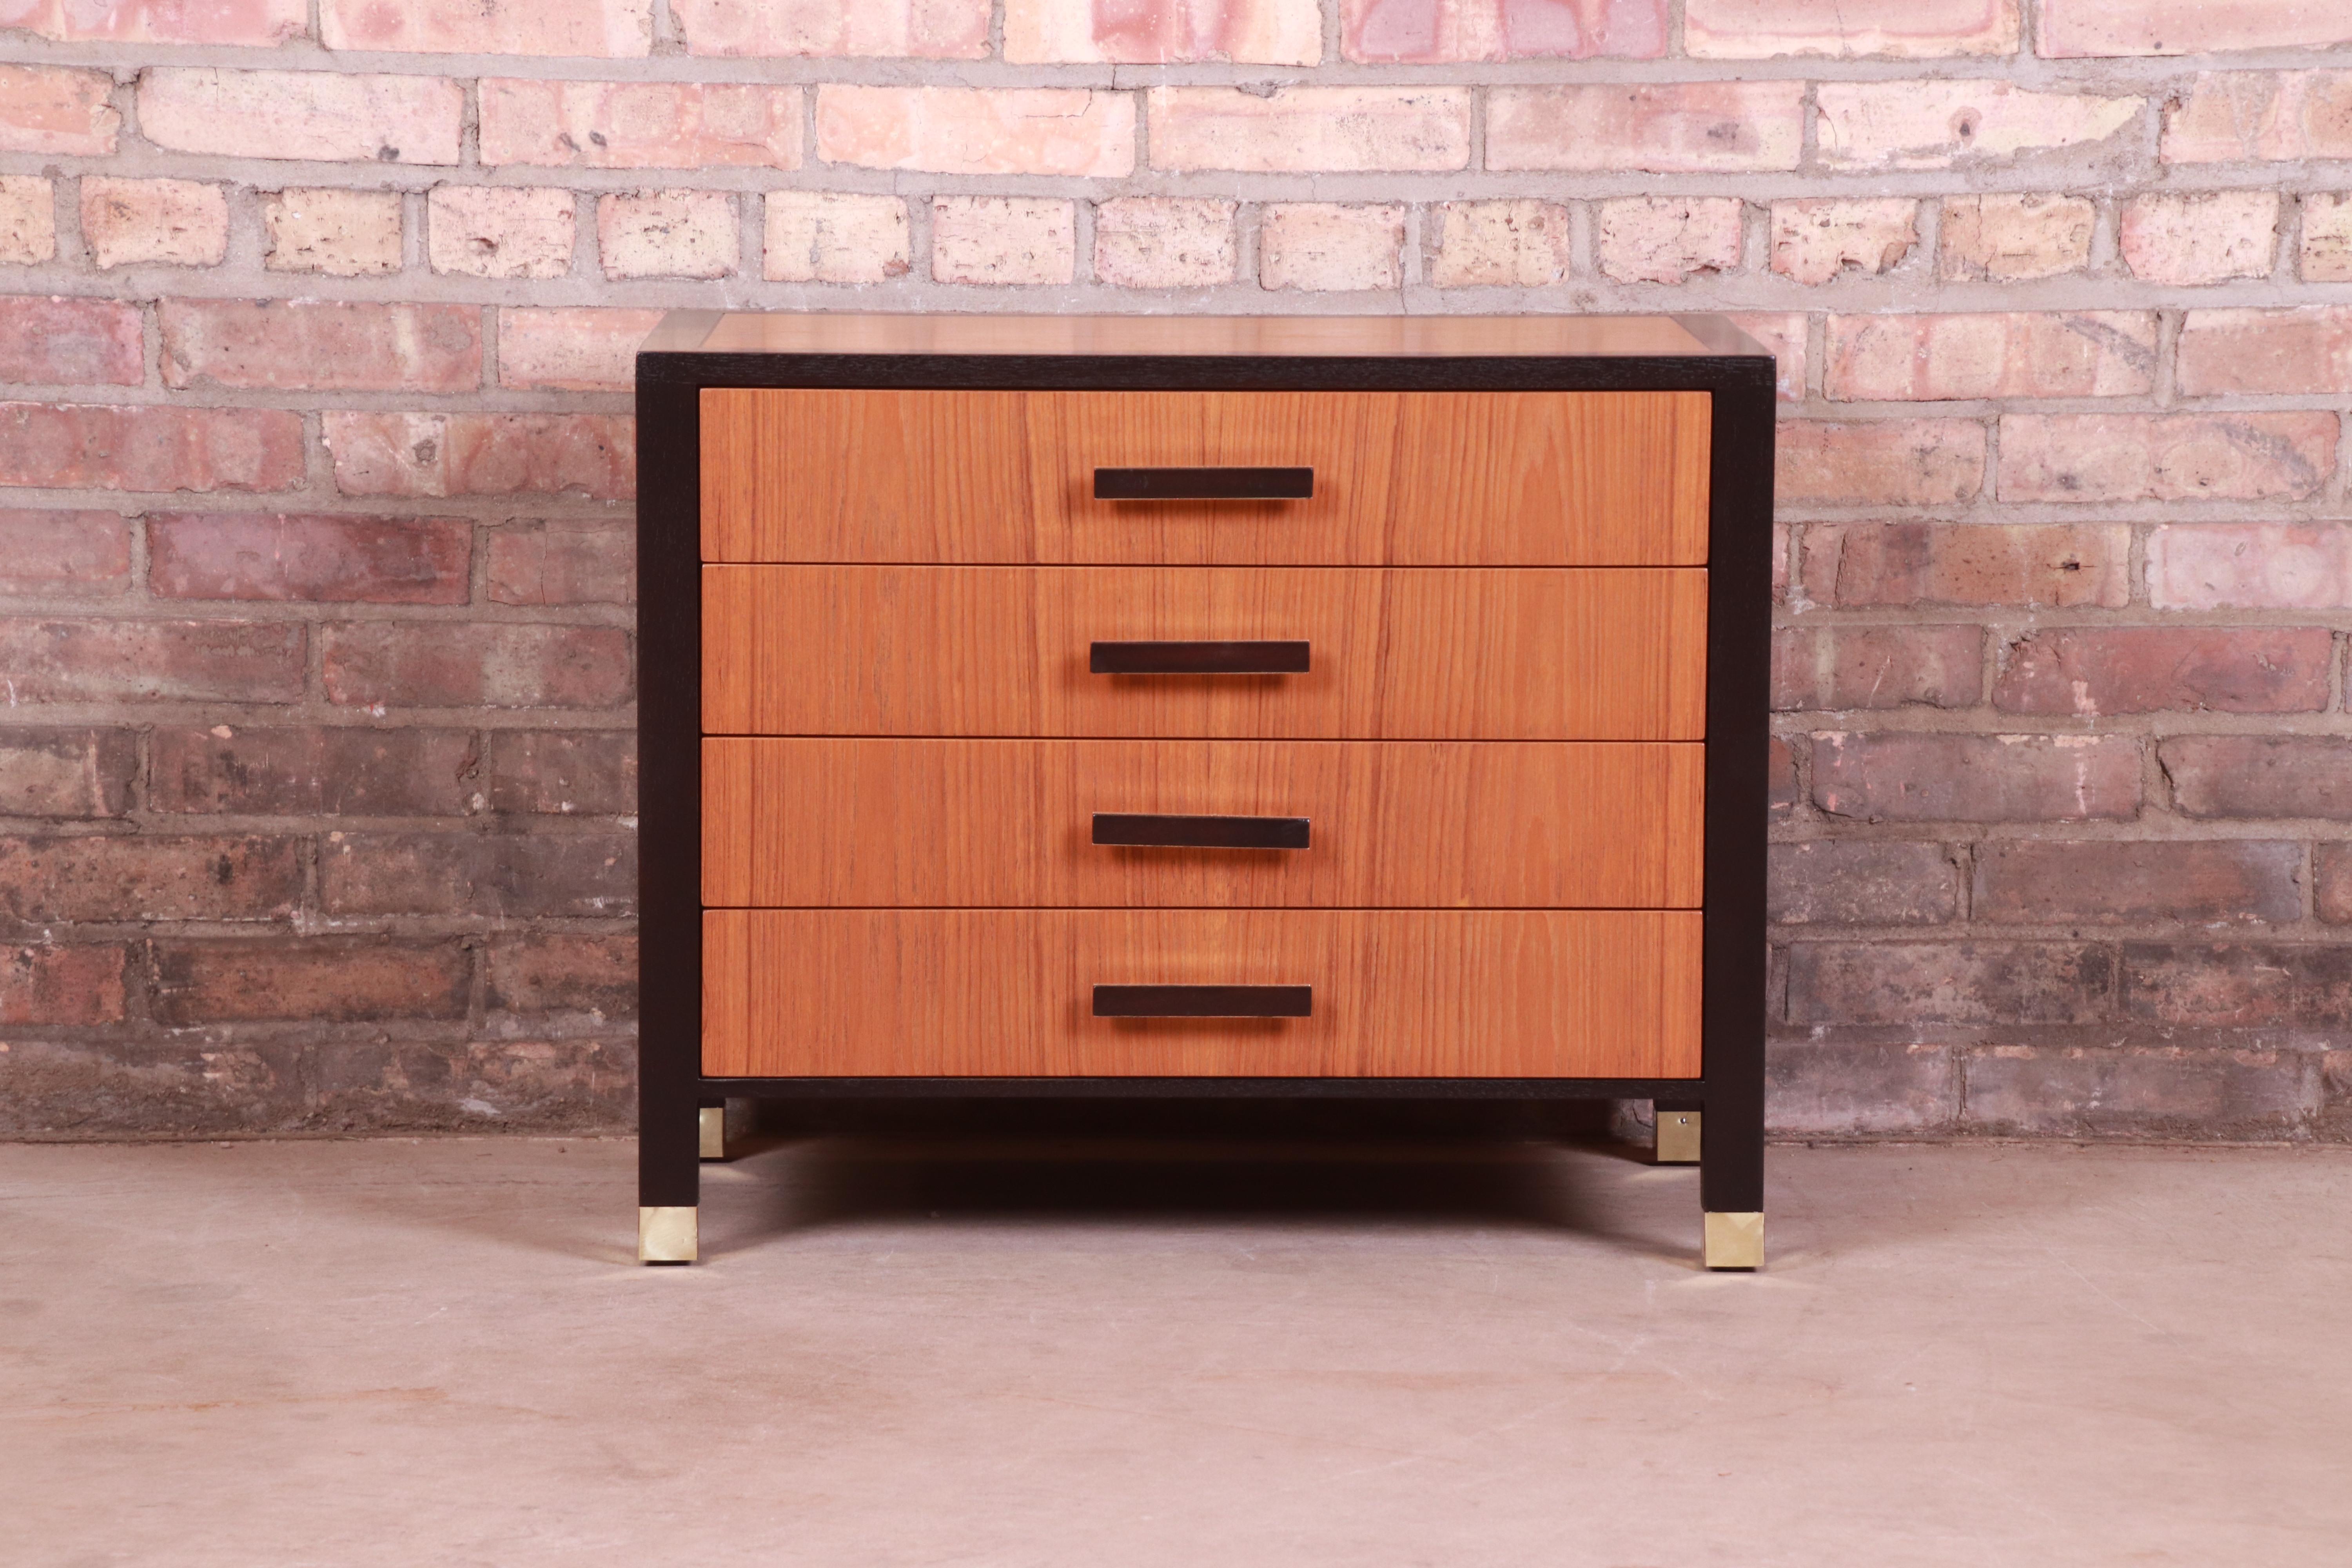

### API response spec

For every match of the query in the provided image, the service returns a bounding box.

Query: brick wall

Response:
[2,0,2349,1140]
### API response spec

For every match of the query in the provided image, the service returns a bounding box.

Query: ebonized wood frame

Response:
[635,318,1776,1221]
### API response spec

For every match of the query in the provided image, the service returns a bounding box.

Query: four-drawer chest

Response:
[635,312,1775,1269]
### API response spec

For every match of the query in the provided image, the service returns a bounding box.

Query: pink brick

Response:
[1996,627,2334,717]
[0,0,305,43]
[1802,522,2131,609]
[1817,81,2140,169]
[323,412,634,501]
[148,513,471,605]
[673,0,989,58]
[428,186,575,279]
[597,191,737,279]
[1488,82,1803,172]
[0,404,305,494]
[0,618,305,702]
[2147,525,2352,611]
[79,178,227,270]
[0,297,142,386]
[498,307,666,391]
[2306,193,2352,283]
[2120,192,2278,284]
[139,69,463,165]
[1812,731,2141,823]
[1999,414,2336,504]
[1686,0,2018,56]
[1012,0,1324,63]
[1093,198,1237,289]
[0,177,53,265]
[1341,0,1666,60]
[1149,86,1470,172]
[160,300,481,394]
[321,0,651,55]
[1430,200,1573,287]
[2177,307,2352,396]
[1727,312,1807,401]
[2163,71,2352,163]
[263,188,402,276]
[1826,312,2156,401]
[1771,199,1919,285]
[1937,193,2094,280]
[1259,203,1406,292]
[322,623,632,709]
[0,510,132,597]
[2042,1,2352,57]
[818,86,1136,177]
[762,192,911,284]
[1778,419,1986,508]
[1594,197,1743,284]
[0,64,119,155]
[1771,624,1984,711]
[930,197,1074,287]
[487,521,633,606]
[479,79,800,169]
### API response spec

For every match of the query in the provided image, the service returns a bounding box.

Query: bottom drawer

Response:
[703,909,1700,1080]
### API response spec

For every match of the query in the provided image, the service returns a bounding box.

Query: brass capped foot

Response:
[1655,1109,1701,1164]
[639,1205,699,1264]
[1703,1211,1764,1270]
[699,1105,728,1160]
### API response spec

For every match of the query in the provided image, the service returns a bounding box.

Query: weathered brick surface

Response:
[487,520,634,605]
[150,727,477,817]
[2161,737,2352,821]
[1825,313,2156,402]
[321,831,636,918]
[1801,523,2129,609]
[673,0,990,58]
[0,836,299,924]
[497,308,667,391]
[1770,199,1918,285]
[1769,1040,1957,1136]
[2315,846,2352,926]
[322,412,633,500]
[1998,414,2337,504]
[1788,942,2114,1025]
[597,191,738,279]
[1686,0,2017,58]
[1594,198,1742,285]
[1817,82,2139,168]
[321,623,632,710]
[1095,198,1238,289]
[2121,946,2352,1028]
[485,934,639,1020]
[1018,0,1324,63]
[1342,0,1665,61]
[320,0,653,56]
[1770,840,1961,925]
[1994,627,2335,716]
[1778,419,1985,507]
[0,510,133,597]
[0,403,308,494]
[2,0,305,44]
[2164,71,2352,164]
[486,731,637,815]
[1152,87,1469,172]
[0,619,305,703]
[0,298,143,387]
[2175,308,2352,397]
[2147,524,2352,611]
[263,188,403,276]
[0,176,54,264]
[2303,194,2352,283]
[1771,624,1983,711]
[1488,82,1803,171]
[764,192,911,284]
[479,80,800,170]
[2119,192,2280,285]
[0,729,137,818]
[148,513,472,604]
[1938,193,2094,280]
[140,70,465,164]
[151,938,471,1025]
[0,944,128,1026]
[1962,1047,2316,1138]
[160,301,482,394]
[1260,204,1406,292]
[821,86,1137,177]
[0,64,121,155]
[1974,841,2302,926]
[80,179,227,270]
[427,185,577,279]
[1813,732,2141,822]
[931,196,1076,287]
[2041,2,2352,58]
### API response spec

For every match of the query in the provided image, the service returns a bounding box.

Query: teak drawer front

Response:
[703,738,1704,909]
[704,566,1707,740]
[700,388,1711,566]
[702,909,1703,1079]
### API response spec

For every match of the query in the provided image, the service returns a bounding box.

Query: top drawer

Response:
[701,389,1711,567]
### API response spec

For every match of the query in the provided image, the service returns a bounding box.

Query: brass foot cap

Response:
[1655,1109,1701,1164]
[699,1105,728,1160]
[639,1205,699,1264]
[1703,1211,1764,1270]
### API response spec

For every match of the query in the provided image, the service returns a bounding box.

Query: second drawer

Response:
[704,737,1702,908]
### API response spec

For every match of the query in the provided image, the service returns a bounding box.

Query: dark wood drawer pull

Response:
[1090,640,1310,675]
[1094,985,1313,1018]
[1093,813,1310,850]
[1095,466,1313,500]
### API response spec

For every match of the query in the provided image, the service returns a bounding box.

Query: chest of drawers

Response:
[635,313,1774,1269]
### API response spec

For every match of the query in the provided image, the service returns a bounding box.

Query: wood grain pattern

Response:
[691,312,1715,360]
[703,738,1702,909]
[701,908,1703,1079]
[703,566,1708,740]
[701,389,1711,566]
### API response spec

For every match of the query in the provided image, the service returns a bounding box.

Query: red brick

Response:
[2119,191,2279,285]
[1998,413,2336,504]
[2,0,306,44]
[0,403,306,494]
[138,69,464,165]
[323,412,634,501]
[1771,624,1983,711]
[485,78,800,170]
[0,297,140,387]
[2149,524,2352,611]
[1770,199,1918,284]
[1788,941,2113,1025]
[1813,731,2140,822]
[1976,840,2301,926]
[1339,0,1664,61]
[1769,840,1960,925]
[1768,1040,1958,1136]
[321,623,632,710]
[0,510,133,597]
[321,0,652,54]
[2163,71,2352,163]
[2316,844,2352,925]
[2121,946,2352,1028]
[1961,1046,2316,1138]
[1994,627,2333,717]
[487,521,633,606]
[496,307,665,391]
[0,619,304,703]
[0,944,127,1025]
[820,85,1137,177]
[159,301,480,395]
[151,938,470,1025]
[1687,0,2016,56]
[2161,736,2352,821]
[2176,307,2352,397]
[321,831,636,917]
[150,726,477,817]
[362,1038,635,1128]
[673,0,989,57]
[1817,80,2136,167]
[1825,312,2156,402]
[1487,82,1804,172]
[79,178,227,269]
[485,933,639,1019]
[0,64,120,155]
[1768,735,1798,819]
[2042,1,2352,57]
[0,729,137,817]
[0,835,299,922]
[1801,522,2129,609]
[485,731,636,815]
[1777,419,1985,508]
[149,513,472,604]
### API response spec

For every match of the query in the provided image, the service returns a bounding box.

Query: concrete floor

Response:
[5,1134,2348,1566]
